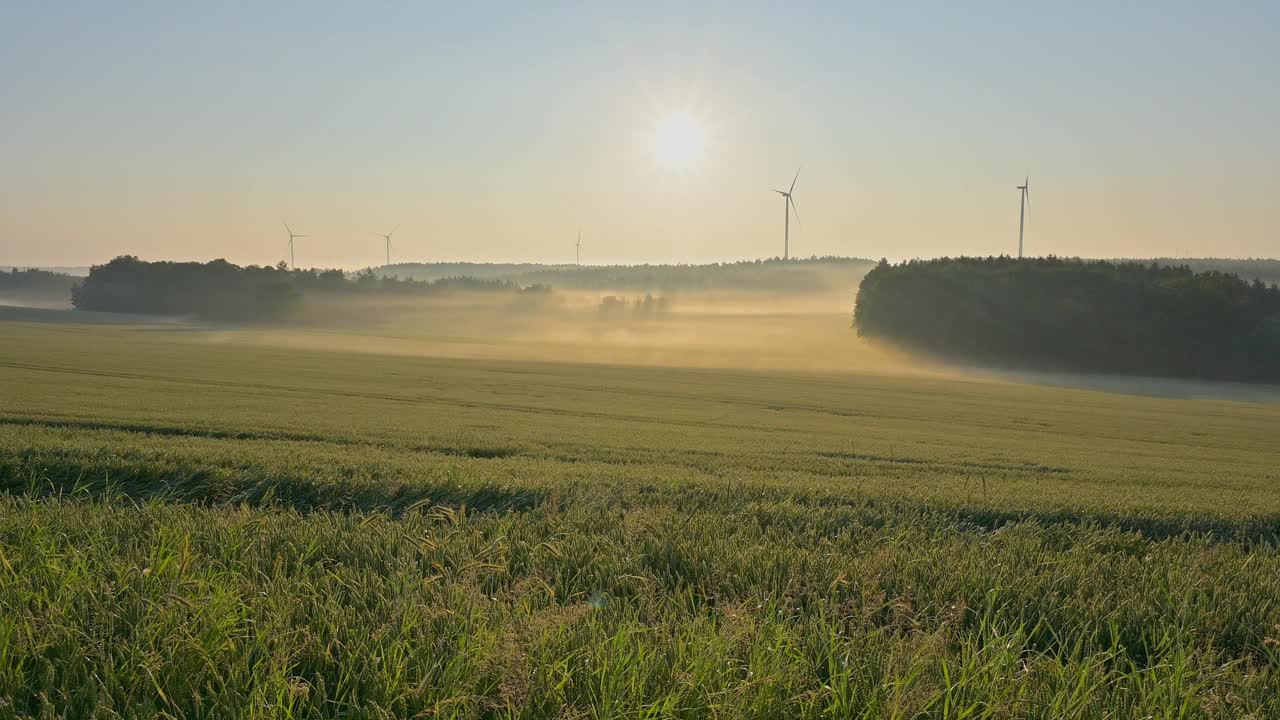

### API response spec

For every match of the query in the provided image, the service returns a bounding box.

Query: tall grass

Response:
[3,490,1278,718]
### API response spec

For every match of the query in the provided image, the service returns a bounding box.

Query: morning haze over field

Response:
[3,4,1280,719]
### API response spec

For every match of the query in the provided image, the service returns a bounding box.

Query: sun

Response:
[652,111,706,172]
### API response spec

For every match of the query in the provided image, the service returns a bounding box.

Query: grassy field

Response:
[2,306,1280,718]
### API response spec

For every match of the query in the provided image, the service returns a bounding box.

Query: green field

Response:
[2,306,1280,718]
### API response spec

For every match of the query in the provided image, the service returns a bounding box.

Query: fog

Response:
[195,286,1280,404]
[202,287,936,376]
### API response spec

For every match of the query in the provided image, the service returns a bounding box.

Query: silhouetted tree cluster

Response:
[0,268,76,301]
[597,293,672,321]
[854,257,1280,382]
[71,257,550,320]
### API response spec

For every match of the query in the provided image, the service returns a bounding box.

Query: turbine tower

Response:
[377,225,399,267]
[1016,174,1031,258]
[773,168,801,260]
[283,222,306,269]
[576,230,581,266]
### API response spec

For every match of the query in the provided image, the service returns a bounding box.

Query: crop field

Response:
[2,306,1280,718]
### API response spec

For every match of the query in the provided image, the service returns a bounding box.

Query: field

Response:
[2,299,1280,718]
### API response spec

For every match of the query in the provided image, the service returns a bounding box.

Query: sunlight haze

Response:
[2,2,1277,268]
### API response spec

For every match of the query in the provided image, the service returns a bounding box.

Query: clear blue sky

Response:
[2,1,1277,267]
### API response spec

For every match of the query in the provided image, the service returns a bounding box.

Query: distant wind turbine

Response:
[1016,174,1031,258]
[377,225,399,267]
[576,230,582,266]
[283,222,307,269]
[773,167,801,260]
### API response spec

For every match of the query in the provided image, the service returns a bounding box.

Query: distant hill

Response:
[3,265,91,277]
[1127,258,1280,287]
[377,257,876,293]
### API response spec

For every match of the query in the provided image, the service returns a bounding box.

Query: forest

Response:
[71,256,549,320]
[854,256,1280,382]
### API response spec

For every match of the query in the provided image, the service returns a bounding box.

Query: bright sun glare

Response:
[652,112,706,172]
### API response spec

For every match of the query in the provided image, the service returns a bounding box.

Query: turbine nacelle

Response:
[375,225,399,266]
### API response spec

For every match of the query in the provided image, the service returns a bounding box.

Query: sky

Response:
[2,1,1277,268]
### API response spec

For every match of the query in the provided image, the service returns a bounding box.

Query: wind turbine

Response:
[773,167,801,260]
[377,225,399,267]
[1016,174,1031,258]
[283,222,306,269]
[576,229,582,266]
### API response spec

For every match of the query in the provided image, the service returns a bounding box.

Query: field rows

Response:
[2,318,1279,717]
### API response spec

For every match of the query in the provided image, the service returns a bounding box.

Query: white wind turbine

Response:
[284,222,307,269]
[1016,174,1031,258]
[773,167,801,259]
[377,225,399,267]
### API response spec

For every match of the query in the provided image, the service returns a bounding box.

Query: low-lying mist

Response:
[202,286,936,376]
[201,286,1280,403]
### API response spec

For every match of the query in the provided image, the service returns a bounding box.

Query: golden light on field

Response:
[651,111,707,172]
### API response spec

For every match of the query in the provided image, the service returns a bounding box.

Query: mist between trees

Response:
[64,256,880,323]
[380,257,876,292]
[0,267,77,303]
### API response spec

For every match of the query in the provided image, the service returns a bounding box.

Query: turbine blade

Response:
[773,189,787,195]
[789,166,801,194]
[789,196,801,227]
[389,224,399,237]
[283,221,292,234]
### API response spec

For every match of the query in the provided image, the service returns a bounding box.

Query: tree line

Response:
[0,268,77,302]
[854,257,1280,383]
[71,256,550,320]
[384,257,876,292]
